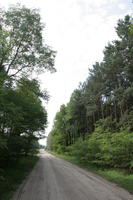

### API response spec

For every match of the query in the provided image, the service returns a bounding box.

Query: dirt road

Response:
[12,151,133,200]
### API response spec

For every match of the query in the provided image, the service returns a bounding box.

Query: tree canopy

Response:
[47,15,133,171]
[0,4,56,79]
[0,4,56,166]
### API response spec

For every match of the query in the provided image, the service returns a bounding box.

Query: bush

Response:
[119,109,133,132]
[87,133,113,167]
[88,131,133,169]
[94,117,118,133]
[67,131,133,171]
[67,138,89,163]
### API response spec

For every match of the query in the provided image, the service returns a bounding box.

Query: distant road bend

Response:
[13,151,133,200]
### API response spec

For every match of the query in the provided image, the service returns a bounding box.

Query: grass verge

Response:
[0,156,39,200]
[49,151,133,194]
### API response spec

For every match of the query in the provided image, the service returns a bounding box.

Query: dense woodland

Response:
[47,15,133,172]
[0,5,55,171]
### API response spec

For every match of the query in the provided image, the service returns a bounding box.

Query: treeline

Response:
[47,15,133,171]
[0,5,55,167]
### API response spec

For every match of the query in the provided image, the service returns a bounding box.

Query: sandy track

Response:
[12,151,133,200]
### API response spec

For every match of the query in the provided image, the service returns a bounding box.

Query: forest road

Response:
[12,151,133,200]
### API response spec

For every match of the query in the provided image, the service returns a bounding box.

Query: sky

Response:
[1,0,132,145]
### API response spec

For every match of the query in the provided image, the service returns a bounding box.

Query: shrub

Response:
[88,131,133,170]
[67,131,133,171]
[67,138,89,163]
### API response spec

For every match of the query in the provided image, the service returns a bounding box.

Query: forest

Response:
[47,15,133,172]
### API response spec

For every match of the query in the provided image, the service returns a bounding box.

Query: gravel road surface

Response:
[12,151,133,200]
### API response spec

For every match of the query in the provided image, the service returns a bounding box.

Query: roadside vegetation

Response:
[50,151,133,194]
[47,15,133,193]
[0,4,56,199]
[0,156,38,200]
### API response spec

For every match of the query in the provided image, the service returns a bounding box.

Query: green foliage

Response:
[48,15,133,172]
[0,4,56,172]
[119,109,133,132]
[0,77,47,165]
[67,138,88,163]
[0,136,7,150]
[94,117,118,133]
[0,4,56,79]
[98,170,133,194]
[50,152,133,193]
[66,131,133,170]
[0,156,38,200]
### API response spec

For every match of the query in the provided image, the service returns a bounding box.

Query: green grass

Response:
[98,170,133,194]
[49,151,133,194]
[0,156,39,200]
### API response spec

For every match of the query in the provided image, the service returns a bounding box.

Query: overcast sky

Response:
[1,0,132,145]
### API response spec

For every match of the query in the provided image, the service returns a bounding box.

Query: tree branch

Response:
[6,34,25,75]
[9,64,31,78]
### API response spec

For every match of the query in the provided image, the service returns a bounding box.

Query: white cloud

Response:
[118,3,127,10]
